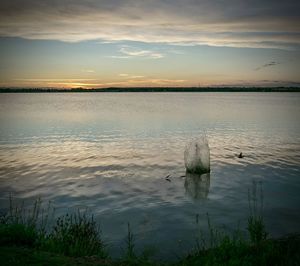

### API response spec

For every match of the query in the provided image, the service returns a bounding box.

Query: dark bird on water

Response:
[238,152,244,158]
[165,174,171,182]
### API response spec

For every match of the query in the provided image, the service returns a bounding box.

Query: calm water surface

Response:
[0,92,300,258]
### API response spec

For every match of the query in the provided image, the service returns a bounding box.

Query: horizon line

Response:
[1,86,300,93]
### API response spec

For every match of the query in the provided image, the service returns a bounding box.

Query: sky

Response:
[0,0,299,88]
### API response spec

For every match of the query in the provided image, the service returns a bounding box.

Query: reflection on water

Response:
[184,172,210,200]
[0,92,300,259]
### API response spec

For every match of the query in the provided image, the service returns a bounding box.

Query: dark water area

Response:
[0,92,299,259]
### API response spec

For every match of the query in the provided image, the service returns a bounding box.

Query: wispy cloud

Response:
[131,75,145,79]
[109,55,130,59]
[254,61,280,71]
[10,78,102,88]
[119,73,145,79]
[119,46,164,59]
[14,78,96,81]
[82,69,95,73]
[113,78,186,86]
[108,46,164,59]
[10,76,186,88]
[0,0,299,49]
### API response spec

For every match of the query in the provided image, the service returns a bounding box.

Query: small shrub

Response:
[45,211,107,258]
[247,181,267,244]
[0,196,43,247]
[0,223,37,247]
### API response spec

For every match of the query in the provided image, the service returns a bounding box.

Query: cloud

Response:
[119,73,145,79]
[82,69,95,73]
[254,61,280,71]
[117,78,187,86]
[0,1,299,49]
[117,72,186,85]
[119,46,164,59]
[9,78,102,88]
[108,46,164,59]
[131,75,144,79]
[109,55,130,59]
[14,78,96,81]
[8,76,186,88]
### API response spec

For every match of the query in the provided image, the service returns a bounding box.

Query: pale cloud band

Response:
[4,77,186,88]
[0,0,299,49]
[106,46,164,59]
[119,47,164,59]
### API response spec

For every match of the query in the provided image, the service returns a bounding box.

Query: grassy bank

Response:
[1,234,299,266]
[1,185,299,265]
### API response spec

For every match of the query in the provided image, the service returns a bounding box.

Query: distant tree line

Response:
[0,87,300,93]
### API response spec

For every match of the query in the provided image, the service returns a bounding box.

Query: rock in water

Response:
[184,136,210,174]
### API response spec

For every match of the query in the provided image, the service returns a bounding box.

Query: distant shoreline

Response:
[1,87,300,93]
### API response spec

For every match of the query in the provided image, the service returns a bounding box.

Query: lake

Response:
[0,92,299,259]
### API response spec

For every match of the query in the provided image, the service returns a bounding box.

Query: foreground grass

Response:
[0,246,115,266]
[1,183,299,266]
[1,234,299,266]
[178,234,300,266]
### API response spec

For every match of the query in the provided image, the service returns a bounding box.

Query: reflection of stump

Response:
[184,137,210,174]
[184,172,210,200]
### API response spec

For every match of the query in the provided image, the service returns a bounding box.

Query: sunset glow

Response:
[0,0,299,88]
